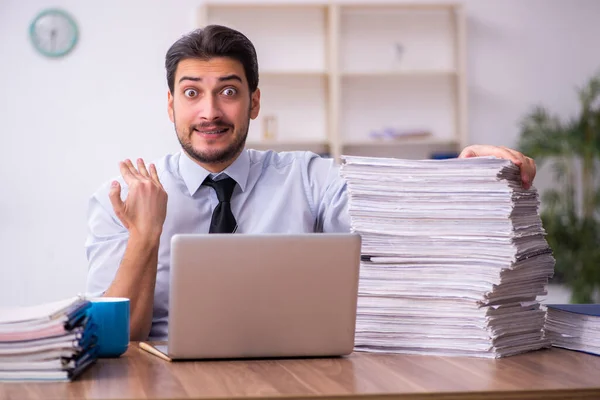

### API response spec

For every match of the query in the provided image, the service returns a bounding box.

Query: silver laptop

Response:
[146,233,361,360]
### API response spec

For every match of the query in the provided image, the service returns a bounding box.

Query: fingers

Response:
[118,157,164,200]
[520,156,537,190]
[498,146,524,166]
[124,159,135,174]
[487,147,522,166]
[458,147,477,158]
[499,147,536,189]
[137,158,150,178]
[526,157,536,179]
[108,181,128,228]
[119,158,152,184]
[149,163,164,188]
[460,145,522,165]
[459,145,536,190]
[119,161,136,185]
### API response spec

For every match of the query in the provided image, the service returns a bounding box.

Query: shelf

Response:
[248,74,327,144]
[203,5,327,73]
[341,70,457,78]
[341,3,460,11]
[261,70,455,78]
[341,138,460,160]
[261,70,328,77]
[203,2,328,9]
[340,6,456,75]
[341,76,456,144]
[343,138,459,147]
[204,2,458,10]
[199,2,467,161]
[246,141,330,154]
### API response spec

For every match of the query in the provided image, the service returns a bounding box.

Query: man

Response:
[85,25,536,341]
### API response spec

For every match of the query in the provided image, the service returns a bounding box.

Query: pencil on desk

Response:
[139,342,172,362]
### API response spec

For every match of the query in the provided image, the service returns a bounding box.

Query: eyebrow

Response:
[178,74,243,84]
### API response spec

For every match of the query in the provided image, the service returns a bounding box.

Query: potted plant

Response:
[518,71,600,303]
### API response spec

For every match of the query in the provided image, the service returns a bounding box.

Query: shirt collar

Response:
[178,149,250,196]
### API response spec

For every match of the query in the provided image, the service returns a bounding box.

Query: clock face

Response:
[29,9,79,58]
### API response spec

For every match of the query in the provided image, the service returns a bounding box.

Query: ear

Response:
[249,88,261,120]
[167,91,175,123]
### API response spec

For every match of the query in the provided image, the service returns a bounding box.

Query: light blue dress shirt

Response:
[85,149,350,339]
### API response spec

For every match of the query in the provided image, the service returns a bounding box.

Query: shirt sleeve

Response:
[84,180,130,297]
[305,154,351,233]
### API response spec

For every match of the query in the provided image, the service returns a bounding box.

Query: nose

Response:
[198,94,223,122]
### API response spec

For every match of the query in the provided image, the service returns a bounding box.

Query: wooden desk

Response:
[2,344,600,400]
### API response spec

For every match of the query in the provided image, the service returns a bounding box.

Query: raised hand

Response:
[108,159,168,241]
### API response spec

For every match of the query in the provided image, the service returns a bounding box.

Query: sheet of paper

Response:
[340,155,555,358]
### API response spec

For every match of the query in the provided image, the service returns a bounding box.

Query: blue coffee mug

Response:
[89,297,130,358]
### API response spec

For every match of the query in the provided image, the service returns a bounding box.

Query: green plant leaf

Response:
[522,70,600,303]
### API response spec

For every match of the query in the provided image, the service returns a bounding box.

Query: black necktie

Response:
[202,176,237,233]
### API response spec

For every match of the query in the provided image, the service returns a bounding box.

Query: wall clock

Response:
[29,8,79,58]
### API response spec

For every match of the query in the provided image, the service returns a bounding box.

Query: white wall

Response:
[1,0,600,307]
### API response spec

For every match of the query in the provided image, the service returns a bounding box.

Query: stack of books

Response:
[545,304,600,355]
[340,155,555,358]
[0,296,97,381]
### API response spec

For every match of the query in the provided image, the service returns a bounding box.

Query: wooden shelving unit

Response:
[198,2,468,161]
[245,140,330,155]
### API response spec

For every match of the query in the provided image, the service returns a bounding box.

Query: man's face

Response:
[168,57,260,172]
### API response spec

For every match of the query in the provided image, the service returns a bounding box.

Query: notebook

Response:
[545,304,600,356]
[0,297,96,381]
[140,233,361,360]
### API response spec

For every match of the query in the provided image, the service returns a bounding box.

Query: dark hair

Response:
[165,25,259,94]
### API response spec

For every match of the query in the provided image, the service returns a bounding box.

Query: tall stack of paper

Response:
[340,155,555,358]
[0,297,97,381]
[545,304,600,355]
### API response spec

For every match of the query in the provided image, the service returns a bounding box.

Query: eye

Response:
[184,88,198,98]
[222,87,237,96]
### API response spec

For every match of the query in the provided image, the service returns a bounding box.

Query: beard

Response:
[174,112,250,165]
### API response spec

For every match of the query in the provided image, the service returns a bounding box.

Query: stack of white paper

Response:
[0,297,97,381]
[545,304,600,355]
[340,155,555,358]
